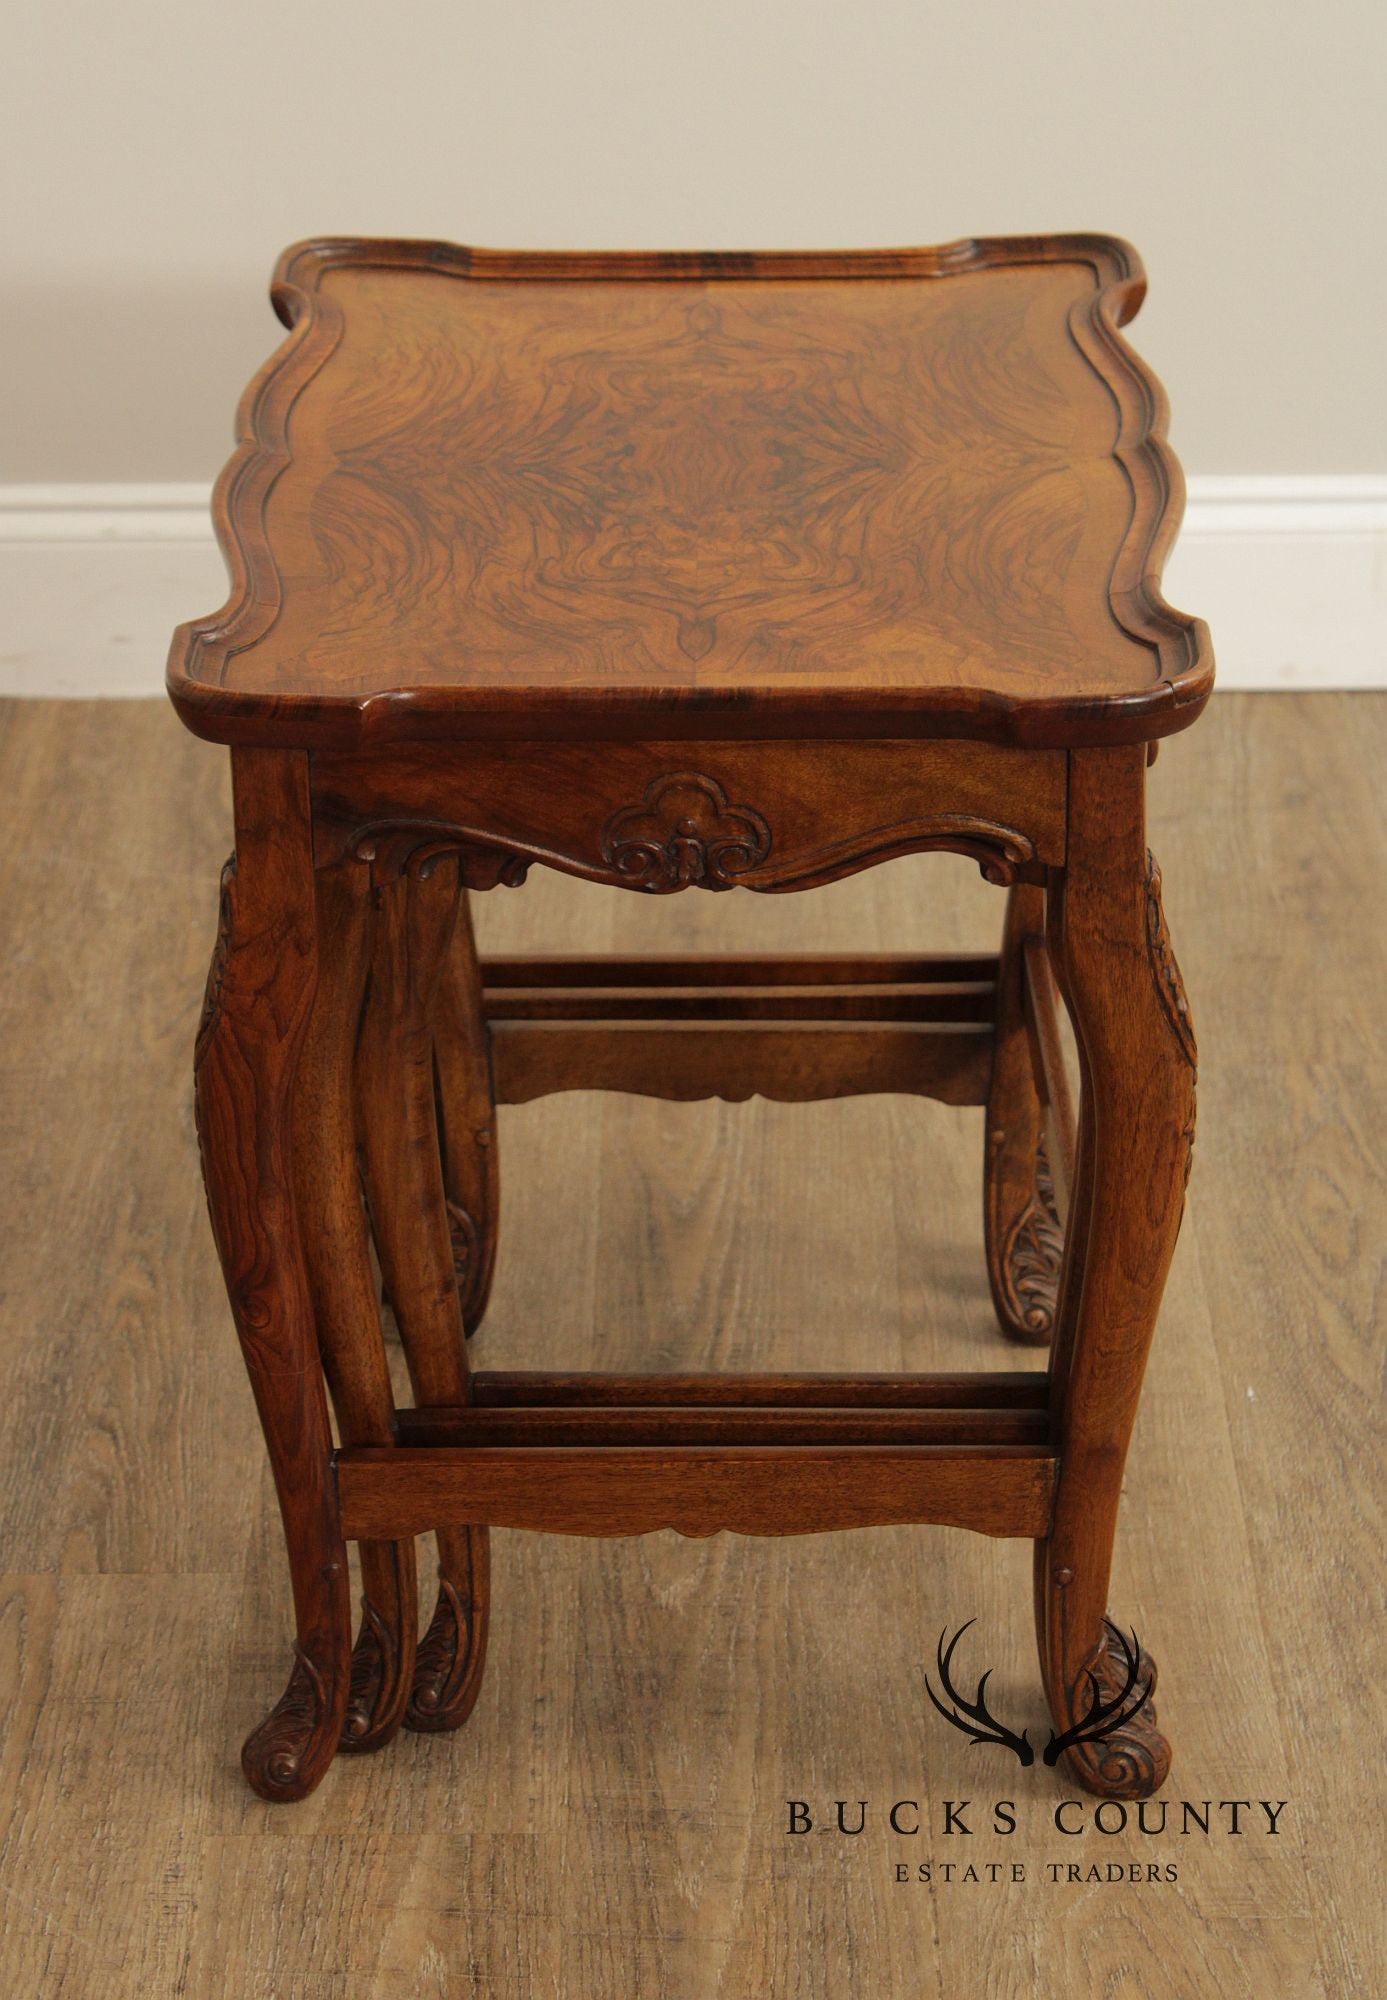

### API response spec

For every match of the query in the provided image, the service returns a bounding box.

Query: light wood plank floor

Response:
[0,697,1382,1999]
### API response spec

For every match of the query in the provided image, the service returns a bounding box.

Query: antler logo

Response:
[925,1619,1152,1767]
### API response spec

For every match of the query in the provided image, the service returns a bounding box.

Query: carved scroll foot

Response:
[1030,761,1193,1810]
[992,1138,1063,1345]
[1052,1621,1171,1801]
[198,757,352,1804]
[406,1526,490,1733]
[339,1539,419,1753]
[242,1645,343,1803]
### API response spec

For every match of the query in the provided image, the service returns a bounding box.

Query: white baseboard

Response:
[2,477,1384,697]
[1163,476,1387,691]
[0,486,228,699]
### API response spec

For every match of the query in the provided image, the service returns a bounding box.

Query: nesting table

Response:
[168,234,1210,1803]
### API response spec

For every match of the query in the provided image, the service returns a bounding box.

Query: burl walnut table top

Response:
[167,235,1211,751]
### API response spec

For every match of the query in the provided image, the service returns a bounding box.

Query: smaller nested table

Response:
[168,235,1210,1804]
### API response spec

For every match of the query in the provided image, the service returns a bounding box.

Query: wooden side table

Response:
[168,235,1210,1804]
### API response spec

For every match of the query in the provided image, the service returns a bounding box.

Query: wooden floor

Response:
[0,696,1382,1999]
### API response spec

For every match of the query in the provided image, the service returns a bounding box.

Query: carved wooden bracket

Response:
[351,826,533,890]
[247,1643,331,1797]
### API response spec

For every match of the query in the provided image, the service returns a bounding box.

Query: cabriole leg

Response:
[195,751,351,1802]
[1035,747,1197,1799]
[356,854,490,1734]
[292,859,418,1753]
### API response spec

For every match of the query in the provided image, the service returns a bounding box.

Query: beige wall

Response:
[4,0,1384,482]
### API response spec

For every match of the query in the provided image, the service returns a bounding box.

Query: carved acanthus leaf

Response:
[1061,1622,1170,1801]
[341,1595,397,1748]
[1144,848,1198,1185]
[408,1576,475,1730]
[1144,851,1197,1067]
[194,853,237,1070]
[999,1139,1063,1339]
[352,824,531,889]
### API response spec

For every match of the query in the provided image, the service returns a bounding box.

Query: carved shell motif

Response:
[600,773,771,891]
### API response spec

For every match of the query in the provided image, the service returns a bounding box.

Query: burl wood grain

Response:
[168,235,1210,750]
